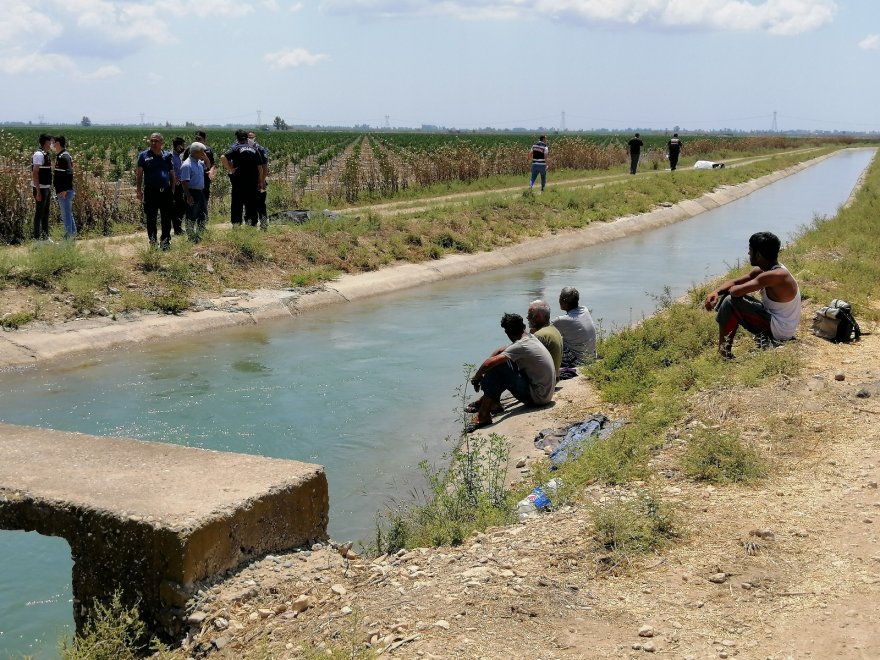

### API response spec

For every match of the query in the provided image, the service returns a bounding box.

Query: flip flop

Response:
[465,401,505,414]
[464,416,493,433]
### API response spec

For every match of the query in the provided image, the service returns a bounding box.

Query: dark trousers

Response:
[257,189,268,227]
[32,187,51,239]
[143,186,172,245]
[479,360,536,407]
[186,189,208,238]
[171,184,186,234]
[230,183,259,226]
[669,152,680,171]
[715,294,773,341]
[629,153,640,174]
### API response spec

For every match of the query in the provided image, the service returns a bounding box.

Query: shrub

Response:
[290,267,340,288]
[589,491,680,569]
[0,311,34,329]
[681,426,767,483]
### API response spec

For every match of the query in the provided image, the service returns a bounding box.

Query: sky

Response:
[2,0,878,133]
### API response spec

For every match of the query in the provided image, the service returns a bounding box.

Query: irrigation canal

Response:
[0,147,875,657]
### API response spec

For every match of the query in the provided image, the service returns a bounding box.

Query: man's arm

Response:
[135,166,144,202]
[32,162,41,201]
[703,267,762,310]
[728,268,790,299]
[220,154,234,175]
[470,352,509,389]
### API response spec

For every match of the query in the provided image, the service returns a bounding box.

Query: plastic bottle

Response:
[515,478,563,521]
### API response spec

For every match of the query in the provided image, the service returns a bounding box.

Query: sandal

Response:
[464,416,493,433]
[465,401,505,414]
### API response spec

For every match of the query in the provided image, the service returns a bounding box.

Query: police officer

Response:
[247,131,269,229]
[667,133,683,171]
[221,129,264,226]
[628,133,644,175]
[136,132,176,249]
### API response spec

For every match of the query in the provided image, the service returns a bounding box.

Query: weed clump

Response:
[589,491,680,569]
[681,426,767,483]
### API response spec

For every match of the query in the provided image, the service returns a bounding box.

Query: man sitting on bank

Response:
[552,286,597,367]
[527,300,562,376]
[703,231,801,359]
[467,313,556,432]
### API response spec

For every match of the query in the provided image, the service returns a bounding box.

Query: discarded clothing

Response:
[533,413,625,467]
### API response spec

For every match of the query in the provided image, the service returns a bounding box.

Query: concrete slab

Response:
[0,423,328,641]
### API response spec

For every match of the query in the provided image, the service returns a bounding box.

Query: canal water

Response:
[0,148,874,657]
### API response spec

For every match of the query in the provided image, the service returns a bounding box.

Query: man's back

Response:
[533,326,562,374]
[552,307,597,360]
[503,334,556,404]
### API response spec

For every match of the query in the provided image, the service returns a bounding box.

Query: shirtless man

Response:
[704,231,801,359]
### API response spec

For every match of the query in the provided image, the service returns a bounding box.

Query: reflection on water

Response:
[0,148,874,656]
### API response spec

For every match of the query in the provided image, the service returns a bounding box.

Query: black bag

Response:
[811,299,861,343]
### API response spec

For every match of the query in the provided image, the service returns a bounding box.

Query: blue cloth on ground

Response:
[547,413,624,467]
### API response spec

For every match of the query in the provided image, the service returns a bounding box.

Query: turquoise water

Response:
[0,148,874,657]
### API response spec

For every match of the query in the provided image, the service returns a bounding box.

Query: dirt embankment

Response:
[173,326,880,659]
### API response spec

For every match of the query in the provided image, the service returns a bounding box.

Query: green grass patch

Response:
[589,491,680,569]
[0,311,34,329]
[290,266,341,287]
[681,427,768,483]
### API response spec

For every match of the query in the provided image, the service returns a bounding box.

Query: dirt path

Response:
[175,320,880,659]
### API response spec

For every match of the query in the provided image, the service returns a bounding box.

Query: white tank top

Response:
[761,263,801,340]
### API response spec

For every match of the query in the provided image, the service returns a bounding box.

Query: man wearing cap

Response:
[136,132,176,249]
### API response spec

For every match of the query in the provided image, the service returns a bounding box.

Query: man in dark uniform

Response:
[170,137,186,236]
[667,133,683,171]
[628,132,644,175]
[221,129,264,226]
[247,131,269,229]
[31,133,53,241]
[136,132,176,249]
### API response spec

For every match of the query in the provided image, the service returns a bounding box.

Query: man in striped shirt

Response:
[529,135,549,192]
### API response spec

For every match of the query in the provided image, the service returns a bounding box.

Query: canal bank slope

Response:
[0,149,857,371]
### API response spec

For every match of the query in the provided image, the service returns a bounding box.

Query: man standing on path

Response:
[703,231,801,359]
[221,130,264,226]
[628,132,644,175]
[52,135,76,240]
[467,313,556,432]
[31,133,53,241]
[552,286,597,367]
[170,137,186,236]
[136,133,176,249]
[179,142,208,242]
[247,131,269,229]
[667,133,683,171]
[184,131,216,204]
[527,300,562,376]
[529,135,549,192]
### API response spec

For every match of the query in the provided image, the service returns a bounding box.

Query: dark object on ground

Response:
[268,210,311,224]
[534,413,625,467]
[558,367,578,380]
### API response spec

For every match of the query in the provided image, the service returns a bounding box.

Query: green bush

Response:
[0,311,34,329]
[681,427,767,483]
[589,491,680,568]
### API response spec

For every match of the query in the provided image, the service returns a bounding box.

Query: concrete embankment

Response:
[0,151,845,370]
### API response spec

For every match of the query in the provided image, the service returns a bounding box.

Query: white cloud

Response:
[290,2,305,11]
[858,34,879,50]
[0,4,61,46]
[320,0,837,34]
[264,47,329,68]
[0,53,75,75]
[82,64,122,79]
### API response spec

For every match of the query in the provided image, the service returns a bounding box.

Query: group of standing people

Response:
[466,286,597,431]
[31,133,76,241]
[529,132,685,189]
[135,129,268,248]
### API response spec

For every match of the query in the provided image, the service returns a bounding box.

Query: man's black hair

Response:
[38,133,52,147]
[54,135,66,149]
[172,136,185,147]
[235,129,248,143]
[559,286,580,307]
[195,130,206,139]
[500,313,525,336]
[749,231,781,263]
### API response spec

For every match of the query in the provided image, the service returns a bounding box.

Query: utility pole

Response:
[560,110,566,132]
[257,109,262,127]
[771,110,778,133]
[385,115,390,129]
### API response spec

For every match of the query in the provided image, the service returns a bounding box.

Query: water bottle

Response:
[515,479,562,521]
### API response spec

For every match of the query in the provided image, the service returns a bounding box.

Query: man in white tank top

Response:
[703,231,801,359]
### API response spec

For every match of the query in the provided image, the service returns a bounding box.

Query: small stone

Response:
[258,608,274,619]
[856,388,871,398]
[863,518,874,524]
[638,625,655,638]
[345,549,361,559]
[341,606,353,615]
[187,611,208,625]
[205,263,215,274]
[749,528,775,541]
[434,619,450,630]
[708,573,728,584]
[291,595,311,613]
[213,617,229,630]
[96,306,111,317]
[311,542,324,551]
[835,372,845,381]
[108,287,120,294]
[642,641,656,652]
[331,584,347,596]
[741,582,752,590]
[515,456,527,468]
[632,643,643,650]
[868,482,878,489]
[213,636,229,650]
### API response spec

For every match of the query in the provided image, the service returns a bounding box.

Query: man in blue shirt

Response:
[136,133,176,249]
[179,142,208,241]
